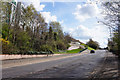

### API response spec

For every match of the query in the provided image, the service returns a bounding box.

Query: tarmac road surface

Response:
[2,50,107,78]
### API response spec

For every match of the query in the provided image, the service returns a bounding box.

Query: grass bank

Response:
[66,49,83,53]
[81,43,95,50]
[55,49,83,54]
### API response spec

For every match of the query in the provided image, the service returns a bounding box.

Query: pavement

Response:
[89,51,119,80]
[2,50,119,79]
[2,50,89,69]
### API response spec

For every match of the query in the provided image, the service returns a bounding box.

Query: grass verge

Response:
[66,49,83,53]
[81,43,95,50]
[55,49,83,54]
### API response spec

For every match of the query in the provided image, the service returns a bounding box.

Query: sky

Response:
[18,0,110,48]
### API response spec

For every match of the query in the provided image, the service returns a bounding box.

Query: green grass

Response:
[66,49,82,53]
[87,46,95,50]
[55,49,83,54]
[55,51,67,54]
[55,43,95,54]
[81,43,95,50]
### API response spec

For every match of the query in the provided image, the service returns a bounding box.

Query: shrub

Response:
[56,41,67,50]
[1,38,18,54]
[40,45,53,52]
[67,44,71,49]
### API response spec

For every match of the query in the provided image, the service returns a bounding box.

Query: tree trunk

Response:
[118,15,120,79]
[117,28,120,59]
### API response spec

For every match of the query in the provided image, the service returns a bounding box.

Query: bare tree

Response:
[101,0,120,55]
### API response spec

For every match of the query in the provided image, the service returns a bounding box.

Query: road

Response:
[2,50,107,78]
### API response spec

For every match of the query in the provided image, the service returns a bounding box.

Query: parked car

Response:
[90,50,95,53]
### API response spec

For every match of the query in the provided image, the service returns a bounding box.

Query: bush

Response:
[86,39,99,49]
[1,38,18,54]
[40,45,53,52]
[67,44,71,49]
[79,46,84,49]
[56,41,67,50]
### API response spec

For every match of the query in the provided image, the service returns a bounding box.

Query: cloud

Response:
[68,25,109,47]
[69,25,91,39]
[40,12,57,23]
[18,0,88,2]
[32,0,45,11]
[18,0,45,11]
[59,20,64,24]
[73,3,100,22]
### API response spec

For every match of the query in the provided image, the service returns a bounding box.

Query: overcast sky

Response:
[18,0,110,48]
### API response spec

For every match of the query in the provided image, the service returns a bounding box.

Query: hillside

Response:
[69,38,95,50]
